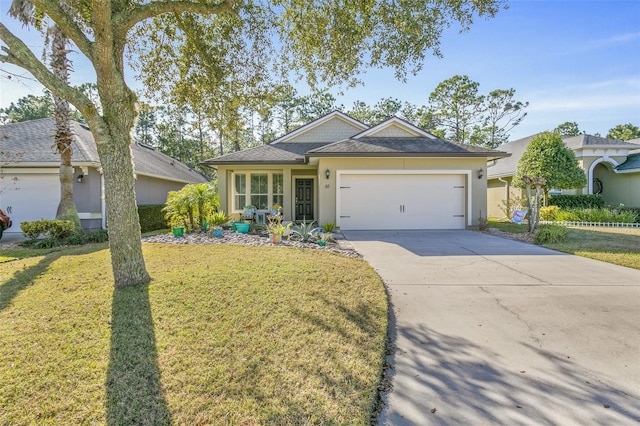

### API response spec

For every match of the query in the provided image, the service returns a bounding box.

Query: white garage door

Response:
[338,173,466,230]
[0,173,59,233]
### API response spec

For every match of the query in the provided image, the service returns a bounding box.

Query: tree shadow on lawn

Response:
[0,244,106,313]
[106,283,171,426]
[380,322,640,424]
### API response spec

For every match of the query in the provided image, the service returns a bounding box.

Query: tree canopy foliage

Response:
[554,121,581,137]
[0,0,505,286]
[427,75,528,147]
[607,123,640,141]
[0,92,53,123]
[514,131,587,192]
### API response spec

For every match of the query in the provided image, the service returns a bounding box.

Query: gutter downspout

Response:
[101,172,106,230]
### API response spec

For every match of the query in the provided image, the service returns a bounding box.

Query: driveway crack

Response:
[479,286,544,349]
[462,246,551,285]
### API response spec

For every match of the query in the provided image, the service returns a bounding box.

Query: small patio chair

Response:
[242,206,256,222]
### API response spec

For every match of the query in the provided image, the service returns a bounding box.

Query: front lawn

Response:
[0,244,387,425]
[488,220,640,270]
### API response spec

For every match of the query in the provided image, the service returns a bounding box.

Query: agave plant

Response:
[289,220,321,242]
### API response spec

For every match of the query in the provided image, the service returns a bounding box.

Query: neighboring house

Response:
[0,118,208,233]
[487,134,640,218]
[203,111,509,230]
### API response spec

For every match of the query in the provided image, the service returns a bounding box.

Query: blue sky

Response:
[1,0,639,141]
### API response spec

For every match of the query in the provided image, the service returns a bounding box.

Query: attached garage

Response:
[337,171,469,230]
[0,170,60,233]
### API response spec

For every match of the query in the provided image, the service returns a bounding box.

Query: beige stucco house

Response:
[203,111,509,230]
[487,134,640,218]
[0,118,208,233]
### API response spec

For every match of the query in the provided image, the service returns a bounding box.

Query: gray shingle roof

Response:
[202,143,328,165]
[0,118,207,184]
[203,137,509,166]
[563,134,640,149]
[487,133,640,178]
[308,137,509,157]
[487,134,538,178]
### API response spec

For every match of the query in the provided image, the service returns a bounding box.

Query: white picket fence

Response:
[539,220,640,228]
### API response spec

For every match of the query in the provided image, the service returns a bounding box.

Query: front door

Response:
[295,178,314,221]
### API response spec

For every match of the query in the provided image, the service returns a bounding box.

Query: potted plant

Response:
[209,211,231,237]
[267,216,290,244]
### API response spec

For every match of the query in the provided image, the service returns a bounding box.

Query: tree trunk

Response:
[50,21,80,228]
[95,126,150,287]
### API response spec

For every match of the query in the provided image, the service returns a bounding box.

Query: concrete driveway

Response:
[342,230,640,425]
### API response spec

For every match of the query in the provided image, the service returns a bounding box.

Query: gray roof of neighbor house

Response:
[487,133,640,178]
[486,134,538,178]
[308,137,509,158]
[563,134,640,150]
[0,118,208,184]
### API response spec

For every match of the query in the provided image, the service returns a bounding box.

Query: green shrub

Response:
[534,225,569,244]
[549,194,605,209]
[138,204,168,233]
[83,229,109,243]
[21,219,77,240]
[540,205,560,221]
[553,208,638,223]
[322,222,336,232]
[618,207,640,223]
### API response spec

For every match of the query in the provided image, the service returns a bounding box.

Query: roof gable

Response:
[354,116,435,139]
[271,111,368,144]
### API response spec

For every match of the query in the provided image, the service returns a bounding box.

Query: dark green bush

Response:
[534,225,569,244]
[21,219,77,240]
[20,228,108,249]
[84,229,109,243]
[138,204,168,233]
[549,194,605,209]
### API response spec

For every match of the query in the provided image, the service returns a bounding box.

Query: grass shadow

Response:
[106,283,171,425]
[0,243,107,312]
[0,252,63,312]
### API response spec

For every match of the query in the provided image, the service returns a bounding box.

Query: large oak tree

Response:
[1,0,505,287]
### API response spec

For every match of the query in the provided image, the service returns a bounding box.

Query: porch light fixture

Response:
[77,173,84,183]
[477,168,484,179]
[325,168,330,180]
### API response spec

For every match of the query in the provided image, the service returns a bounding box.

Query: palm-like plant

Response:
[10,0,80,229]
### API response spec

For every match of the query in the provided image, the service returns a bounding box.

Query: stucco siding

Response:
[135,175,186,205]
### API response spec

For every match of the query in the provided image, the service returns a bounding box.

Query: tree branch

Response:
[115,0,237,35]
[0,23,98,120]
[28,0,94,60]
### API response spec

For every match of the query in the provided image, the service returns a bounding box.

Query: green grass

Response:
[0,246,67,263]
[489,220,640,270]
[488,219,529,233]
[543,227,640,270]
[0,244,387,425]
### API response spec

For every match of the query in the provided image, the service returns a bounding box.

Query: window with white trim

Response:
[233,172,284,211]
[250,173,268,209]
[234,174,246,210]
[272,173,283,207]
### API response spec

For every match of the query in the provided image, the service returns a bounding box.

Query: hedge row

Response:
[548,194,605,209]
[138,204,168,233]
